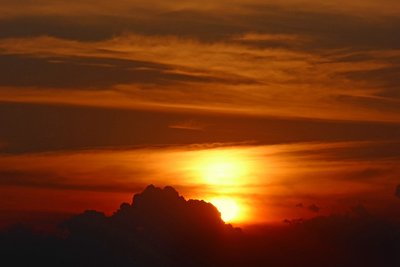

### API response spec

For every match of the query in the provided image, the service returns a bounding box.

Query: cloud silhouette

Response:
[60,185,239,266]
[1,185,400,267]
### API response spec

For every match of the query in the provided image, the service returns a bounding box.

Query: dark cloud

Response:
[0,16,117,42]
[0,102,216,154]
[346,168,394,180]
[278,140,400,162]
[62,185,239,266]
[335,94,400,113]
[344,66,400,88]
[1,101,400,154]
[0,13,241,43]
[0,170,144,192]
[294,203,320,213]
[307,204,320,213]
[0,185,239,266]
[239,5,400,50]
[0,210,73,230]
[1,5,400,51]
[328,53,376,63]
[0,54,231,89]
[1,185,400,267]
[339,66,400,99]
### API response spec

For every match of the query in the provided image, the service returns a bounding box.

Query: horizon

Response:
[1,0,400,266]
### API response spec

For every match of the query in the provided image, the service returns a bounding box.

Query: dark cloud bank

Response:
[0,54,229,89]
[2,101,400,154]
[2,185,400,267]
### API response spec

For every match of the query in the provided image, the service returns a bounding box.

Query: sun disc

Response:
[198,152,248,186]
[210,197,239,222]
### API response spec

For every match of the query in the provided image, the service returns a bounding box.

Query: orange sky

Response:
[0,0,399,226]
[1,141,399,224]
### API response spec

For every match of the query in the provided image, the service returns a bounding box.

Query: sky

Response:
[0,0,400,225]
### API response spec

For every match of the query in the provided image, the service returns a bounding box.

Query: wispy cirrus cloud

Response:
[0,0,399,122]
[1,0,400,230]
[0,33,399,122]
[0,54,240,89]
[168,120,206,131]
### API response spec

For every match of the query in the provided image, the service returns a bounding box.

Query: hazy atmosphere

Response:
[1,1,400,266]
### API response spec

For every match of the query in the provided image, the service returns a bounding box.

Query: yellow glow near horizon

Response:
[210,197,239,222]
[185,148,259,223]
[195,150,249,186]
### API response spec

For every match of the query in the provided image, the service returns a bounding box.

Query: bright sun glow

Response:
[210,197,239,222]
[185,148,258,223]
[195,151,249,186]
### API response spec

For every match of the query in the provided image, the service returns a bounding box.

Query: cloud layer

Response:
[0,0,399,121]
[0,0,399,231]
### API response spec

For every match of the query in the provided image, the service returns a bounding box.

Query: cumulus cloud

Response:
[1,185,400,267]
[54,185,239,266]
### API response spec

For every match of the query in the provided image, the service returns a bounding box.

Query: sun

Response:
[196,151,249,186]
[186,149,254,223]
[209,197,239,222]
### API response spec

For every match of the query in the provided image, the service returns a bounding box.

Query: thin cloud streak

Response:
[0,0,399,227]
[0,0,399,122]
[0,34,399,121]
[0,141,399,222]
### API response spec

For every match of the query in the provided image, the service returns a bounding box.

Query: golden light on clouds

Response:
[0,3,400,262]
[184,148,262,223]
[209,197,240,222]
[0,141,399,224]
[0,32,399,122]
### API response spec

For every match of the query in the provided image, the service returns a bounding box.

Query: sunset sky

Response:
[1,0,400,225]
